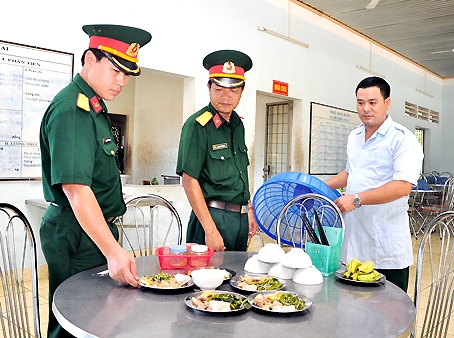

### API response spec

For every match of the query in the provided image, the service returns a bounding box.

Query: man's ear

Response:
[385,97,391,110]
[84,50,95,69]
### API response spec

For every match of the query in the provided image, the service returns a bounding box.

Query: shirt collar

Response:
[355,114,392,137]
[208,102,240,127]
[73,74,108,114]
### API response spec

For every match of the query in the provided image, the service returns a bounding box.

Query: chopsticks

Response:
[314,210,330,246]
[301,213,321,245]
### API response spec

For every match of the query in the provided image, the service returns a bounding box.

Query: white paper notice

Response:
[0,41,73,179]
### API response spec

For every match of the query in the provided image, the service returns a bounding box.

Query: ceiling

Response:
[296,0,454,79]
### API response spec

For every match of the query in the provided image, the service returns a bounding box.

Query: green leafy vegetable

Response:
[279,293,306,310]
[210,293,248,310]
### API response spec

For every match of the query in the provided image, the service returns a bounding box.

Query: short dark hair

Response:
[355,76,390,100]
[81,48,106,66]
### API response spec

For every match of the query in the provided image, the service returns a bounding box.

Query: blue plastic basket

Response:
[252,172,341,246]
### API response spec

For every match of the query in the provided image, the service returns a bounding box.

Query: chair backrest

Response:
[0,203,40,338]
[440,177,454,209]
[117,194,183,257]
[275,193,344,247]
[423,172,438,185]
[413,211,454,338]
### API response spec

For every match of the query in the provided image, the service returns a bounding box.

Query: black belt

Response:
[206,200,248,214]
[50,203,118,223]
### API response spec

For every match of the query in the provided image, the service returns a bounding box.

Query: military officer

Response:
[40,24,151,338]
[176,49,258,252]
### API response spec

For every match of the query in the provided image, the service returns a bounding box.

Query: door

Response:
[109,113,127,174]
[263,101,292,182]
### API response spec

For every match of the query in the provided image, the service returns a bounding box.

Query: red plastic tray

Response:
[155,245,214,270]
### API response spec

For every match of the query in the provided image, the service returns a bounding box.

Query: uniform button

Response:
[221,156,225,160]
[234,151,237,154]
[111,150,115,155]
[240,171,243,174]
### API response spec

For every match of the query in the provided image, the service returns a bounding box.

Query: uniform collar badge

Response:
[89,96,103,114]
[222,61,235,74]
[213,113,223,129]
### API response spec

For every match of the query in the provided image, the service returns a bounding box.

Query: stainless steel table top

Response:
[53,252,415,338]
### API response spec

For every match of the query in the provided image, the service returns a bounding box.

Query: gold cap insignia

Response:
[222,61,236,74]
[126,43,140,58]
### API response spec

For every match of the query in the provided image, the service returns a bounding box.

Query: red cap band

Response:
[208,64,245,80]
[88,36,139,62]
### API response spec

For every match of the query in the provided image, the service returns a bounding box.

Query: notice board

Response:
[309,102,361,175]
[0,40,73,179]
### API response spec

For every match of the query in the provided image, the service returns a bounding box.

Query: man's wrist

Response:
[353,193,362,208]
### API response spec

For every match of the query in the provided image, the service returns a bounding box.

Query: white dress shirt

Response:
[343,115,424,269]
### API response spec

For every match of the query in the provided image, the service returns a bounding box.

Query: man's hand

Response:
[106,247,139,287]
[205,229,225,251]
[248,206,258,238]
[334,194,356,214]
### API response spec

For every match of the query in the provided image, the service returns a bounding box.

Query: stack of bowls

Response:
[244,244,323,284]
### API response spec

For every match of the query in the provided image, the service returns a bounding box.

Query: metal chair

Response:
[412,211,454,338]
[275,193,344,247]
[418,177,454,235]
[116,194,183,257]
[0,203,41,338]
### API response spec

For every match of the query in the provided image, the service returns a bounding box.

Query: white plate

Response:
[334,269,386,285]
[139,279,195,290]
[230,275,286,293]
[138,273,194,290]
[247,291,312,313]
[185,290,251,313]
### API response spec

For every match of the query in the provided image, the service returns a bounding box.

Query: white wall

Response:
[0,0,450,268]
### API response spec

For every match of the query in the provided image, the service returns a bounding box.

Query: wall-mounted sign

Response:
[272,80,288,96]
[0,40,74,179]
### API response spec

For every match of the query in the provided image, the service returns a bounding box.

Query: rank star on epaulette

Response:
[195,111,213,126]
[90,96,103,114]
[76,93,90,112]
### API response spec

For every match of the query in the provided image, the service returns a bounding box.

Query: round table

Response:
[53,252,415,338]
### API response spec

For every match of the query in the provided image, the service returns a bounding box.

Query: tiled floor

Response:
[22,230,452,338]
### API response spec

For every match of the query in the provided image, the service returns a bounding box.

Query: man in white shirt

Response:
[325,76,423,291]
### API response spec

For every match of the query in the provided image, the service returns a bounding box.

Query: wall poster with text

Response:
[309,102,361,175]
[0,40,73,179]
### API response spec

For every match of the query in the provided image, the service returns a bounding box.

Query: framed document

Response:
[0,40,73,179]
[309,102,360,175]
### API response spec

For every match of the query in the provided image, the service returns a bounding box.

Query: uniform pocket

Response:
[236,143,250,168]
[208,148,235,182]
[100,140,119,180]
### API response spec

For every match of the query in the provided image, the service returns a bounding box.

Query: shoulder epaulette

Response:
[76,93,90,112]
[195,111,213,126]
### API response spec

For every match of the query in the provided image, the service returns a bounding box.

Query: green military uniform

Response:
[176,102,251,251]
[39,24,151,338]
[40,73,125,338]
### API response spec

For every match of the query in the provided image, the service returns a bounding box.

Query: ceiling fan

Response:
[366,0,380,9]
[430,49,454,55]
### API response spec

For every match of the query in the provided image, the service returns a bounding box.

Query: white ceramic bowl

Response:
[281,248,312,269]
[191,268,225,290]
[257,243,285,263]
[267,262,295,280]
[244,254,273,274]
[293,265,323,285]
